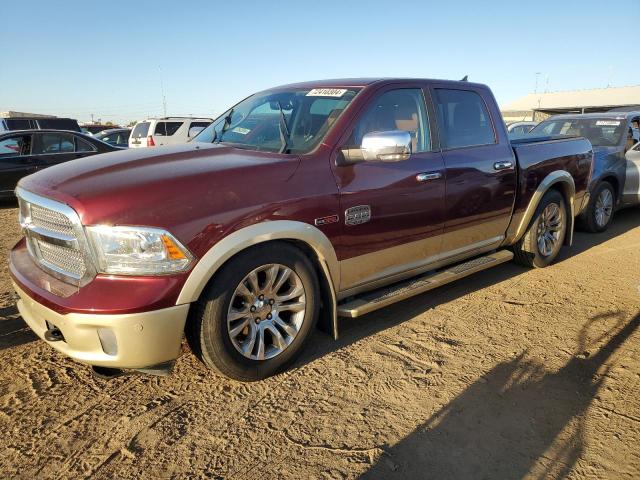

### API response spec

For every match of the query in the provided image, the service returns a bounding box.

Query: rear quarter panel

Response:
[511,136,593,223]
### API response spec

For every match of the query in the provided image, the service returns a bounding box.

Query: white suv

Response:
[129,117,212,148]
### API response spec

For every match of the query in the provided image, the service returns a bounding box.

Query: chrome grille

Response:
[30,204,75,236]
[17,187,94,287]
[36,240,87,277]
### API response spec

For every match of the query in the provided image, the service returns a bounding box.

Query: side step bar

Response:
[337,250,514,318]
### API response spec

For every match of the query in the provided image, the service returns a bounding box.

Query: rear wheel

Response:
[513,189,567,268]
[186,242,319,381]
[582,181,615,233]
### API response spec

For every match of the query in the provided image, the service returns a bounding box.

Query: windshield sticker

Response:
[306,88,348,97]
[595,120,621,126]
[232,126,251,135]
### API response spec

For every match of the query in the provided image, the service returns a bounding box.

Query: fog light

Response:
[97,328,118,356]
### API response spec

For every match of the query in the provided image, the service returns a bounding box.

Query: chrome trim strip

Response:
[24,225,79,248]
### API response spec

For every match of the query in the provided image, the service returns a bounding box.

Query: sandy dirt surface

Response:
[0,201,639,479]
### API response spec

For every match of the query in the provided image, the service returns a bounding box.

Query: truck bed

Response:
[508,135,593,242]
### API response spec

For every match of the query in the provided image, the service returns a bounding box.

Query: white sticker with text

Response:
[595,120,621,126]
[306,88,348,97]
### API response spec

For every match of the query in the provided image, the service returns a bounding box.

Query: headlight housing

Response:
[86,226,193,275]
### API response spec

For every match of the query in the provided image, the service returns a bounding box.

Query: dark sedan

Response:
[0,129,119,198]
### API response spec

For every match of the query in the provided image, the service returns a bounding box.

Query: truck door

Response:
[331,86,446,292]
[431,86,517,255]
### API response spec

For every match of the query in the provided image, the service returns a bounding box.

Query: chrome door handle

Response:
[416,172,442,182]
[493,161,514,171]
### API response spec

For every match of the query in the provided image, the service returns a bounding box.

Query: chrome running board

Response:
[337,250,514,318]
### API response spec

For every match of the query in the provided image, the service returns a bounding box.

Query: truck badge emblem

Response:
[314,215,339,226]
[345,205,371,226]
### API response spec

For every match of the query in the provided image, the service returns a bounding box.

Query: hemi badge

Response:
[314,215,339,226]
[345,205,371,226]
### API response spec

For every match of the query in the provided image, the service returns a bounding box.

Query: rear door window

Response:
[75,137,96,152]
[434,89,496,149]
[35,133,75,154]
[131,122,150,138]
[154,122,183,136]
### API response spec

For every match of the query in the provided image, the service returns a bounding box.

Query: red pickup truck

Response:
[10,78,593,381]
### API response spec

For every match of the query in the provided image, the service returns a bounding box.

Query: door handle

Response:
[416,172,442,182]
[493,161,514,171]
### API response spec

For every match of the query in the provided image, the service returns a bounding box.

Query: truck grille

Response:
[30,204,76,236]
[35,239,87,278]
[17,188,94,286]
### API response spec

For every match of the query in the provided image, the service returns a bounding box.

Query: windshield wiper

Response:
[276,101,290,153]
[214,108,234,144]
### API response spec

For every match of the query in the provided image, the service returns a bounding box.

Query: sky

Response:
[1,0,639,125]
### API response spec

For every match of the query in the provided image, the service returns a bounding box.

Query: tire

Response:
[513,189,567,268]
[581,181,615,233]
[186,242,320,381]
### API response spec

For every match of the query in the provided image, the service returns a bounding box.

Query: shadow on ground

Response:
[359,310,639,479]
[0,303,36,351]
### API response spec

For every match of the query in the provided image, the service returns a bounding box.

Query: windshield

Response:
[530,117,626,147]
[193,87,361,153]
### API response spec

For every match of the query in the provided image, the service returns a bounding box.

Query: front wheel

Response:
[186,242,319,381]
[513,189,567,268]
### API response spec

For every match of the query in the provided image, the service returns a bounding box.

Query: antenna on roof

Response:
[460,75,468,82]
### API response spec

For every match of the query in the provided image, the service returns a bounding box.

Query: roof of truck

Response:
[268,77,489,90]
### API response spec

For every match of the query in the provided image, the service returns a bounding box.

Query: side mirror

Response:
[340,130,412,164]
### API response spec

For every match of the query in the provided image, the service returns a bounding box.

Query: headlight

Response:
[86,226,193,275]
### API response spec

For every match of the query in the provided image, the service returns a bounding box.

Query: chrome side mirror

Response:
[361,130,412,162]
[340,130,412,164]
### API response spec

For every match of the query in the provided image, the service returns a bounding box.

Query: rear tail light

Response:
[146,135,155,147]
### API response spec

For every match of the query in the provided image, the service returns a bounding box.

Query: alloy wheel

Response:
[536,202,564,257]
[594,188,613,228]
[227,264,306,360]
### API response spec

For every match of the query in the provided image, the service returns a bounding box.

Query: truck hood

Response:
[19,143,300,230]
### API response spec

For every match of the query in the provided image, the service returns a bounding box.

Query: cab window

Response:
[434,88,496,149]
[348,89,431,152]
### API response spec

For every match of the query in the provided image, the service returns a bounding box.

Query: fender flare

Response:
[504,170,576,246]
[176,220,340,338]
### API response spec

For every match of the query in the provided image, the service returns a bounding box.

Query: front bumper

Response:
[13,282,189,369]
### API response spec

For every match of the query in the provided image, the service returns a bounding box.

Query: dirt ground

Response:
[0,201,639,480]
